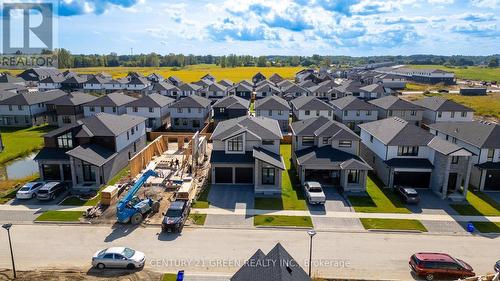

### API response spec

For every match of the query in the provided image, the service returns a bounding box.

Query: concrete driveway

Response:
[484,192,500,205]
[204,185,254,227]
[406,190,459,215]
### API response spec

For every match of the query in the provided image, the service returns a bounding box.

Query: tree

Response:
[488,57,498,67]
[56,48,73,68]
[257,56,267,67]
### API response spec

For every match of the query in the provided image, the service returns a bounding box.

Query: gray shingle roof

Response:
[0,73,24,83]
[47,92,98,106]
[66,144,117,167]
[230,243,311,281]
[428,121,500,149]
[254,95,290,111]
[212,116,282,141]
[384,158,434,169]
[0,89,67,105]
[207,82,227,92]
[78,113,146,137]
[84,75,110,85]
[253,147,286,170]
[330,96,377,111]
[255,83,280,93]
[151,81,178,91]
[84,92,137,107]
[291,116,357,140]
[218,79,234,87]
[308,80,339,93]
[413,96,474,112]
[369,96,423,110]
[295,145,371,169]
[358,117,434,146]
[178,83,202,91]
[0,91,18,101]
[169,95,211,108]
[125,93,174,108]
[290,96,332,111]
[212,95,249,109]
[427,137,471,156]
[210,150,254,164]
[359,83,386,94]
[39,75,65,83]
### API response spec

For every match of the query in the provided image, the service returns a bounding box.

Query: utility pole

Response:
[307,229,316,277]
[2,223,16,279]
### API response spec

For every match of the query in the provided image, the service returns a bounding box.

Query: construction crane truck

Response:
[116,169,160,224]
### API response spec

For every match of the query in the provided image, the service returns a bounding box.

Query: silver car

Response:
[16,182,45,200]
[304,181,326,204]
[92,247,146,269]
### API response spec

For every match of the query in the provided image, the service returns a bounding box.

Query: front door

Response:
[447,173,458,194]
[82,164,96,182]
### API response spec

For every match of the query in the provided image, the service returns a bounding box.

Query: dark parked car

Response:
[409,253,475,281]
[396,186,420,204]
[495,260,500,273]
[161,200,191,232]
[36,182,67,201]
[438,89,449,93]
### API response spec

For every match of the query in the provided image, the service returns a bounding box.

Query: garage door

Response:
[214,167,233,183]
[235,168,253,184]
[393,172,431,188]
[484,170,500,191]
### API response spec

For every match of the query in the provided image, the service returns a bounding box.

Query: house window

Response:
[133,107,138,112]
[220,108,225,113]
[192,119,200,128]
[328,110,332,116]
[278,110,283,116]
[127,131,130,140]
[438,111,442,118]
[131,127,135,135]
[173,118,179,125]
[18,105,23,110]
[461,111,467,117]
[487,149,494,161]
[57,132,73,148]
[302,136,315,146]
[398,146,419,156]
[366,110,372,116]
[269,110,272,116]
[452,137,457,144]
[316,110,320,116]
[348,170,360,183]
[62,116,71,124]
[112,107,117,113]
[90,107,95,112]
[149,107,154,113]
[322,137,329,145]
[344,110,348,116]
[370,135,374,143]
[410,110,416,116]
[198,108,202,113]
[101,106,105,112]
[388,110,393,116]
[8,105,12,111]
[451,156,459,164]
[262,140,274,145]
[188,108,191,113]
[262,168,275,185]
[450,111,455,118]
[177,108,183,113]
[305,110,310,116]
[339,140,352,148]
[227,135,244,152]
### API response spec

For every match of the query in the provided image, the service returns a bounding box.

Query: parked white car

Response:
[304,181,326,204]
[92,247,146,269]
[16,182,45,199]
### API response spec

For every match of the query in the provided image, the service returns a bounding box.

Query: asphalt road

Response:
[0,224,498,280]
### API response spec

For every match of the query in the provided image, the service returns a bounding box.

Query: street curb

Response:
[34,220,91,225]
[255,225,312,230]
[367,229,424,234]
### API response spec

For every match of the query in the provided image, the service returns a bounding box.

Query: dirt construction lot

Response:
[0,268,163,281]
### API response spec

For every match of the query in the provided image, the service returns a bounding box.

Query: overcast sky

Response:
[5,0,500,56]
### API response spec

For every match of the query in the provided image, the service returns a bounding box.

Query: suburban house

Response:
[150,81,180,99]
[34,113,147,189]
[359,117,473,200]
[38,75,65,91]
[17,68,61,82]
[254,83,281,99]
[167,76,183,86]
[373,73,407,89]
[252,72,267,85]
[205,82,228,100]
[218,79,234,88]
[412,96,474,125]
[230,243,311,281]
[254,95,291,132]
[60,75,87,91]
[308,80,339,100]
[369,96,424,126]
[290,95,333,121]
[290,116,372,191]
[358,83,388,100]
[125,93,175,131]
[212,96,249,126]
[330,96,378,133]
[201,74,216,83]
[0,73,24,84]
[210,116,285,195]
[83,92,137,117]
[103,78,126,92]
[0,90,67,127]
[125,77,151,92]
[45,92,98,127]
[147,73,164,83]
[178,83,202,97]
[83,75,110,93]
[228,83,253,100]
[428,121,500,192]
[268,73,284,84]
[280,83,309,101]
[169,95,211,131]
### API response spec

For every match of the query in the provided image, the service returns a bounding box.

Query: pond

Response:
[0,152,39,180]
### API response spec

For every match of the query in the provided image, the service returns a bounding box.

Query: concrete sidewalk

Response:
[0,204,90,212]
[193,207,500,222]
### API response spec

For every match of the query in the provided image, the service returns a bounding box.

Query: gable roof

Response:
[212,95,250,109]
[290,96,332,111]
[276,80,295,90]
[151,81,179,91]
[218,79,234,87]
[125,93,174,108]
[369,96,423,111]
[0,73,24,83]
[269,73,284,84]
[178,83,202,92]
[62,75,87,84]
[330,96,377,111]
[85,92,137,107]
[255,83,280,93]
[295,145,371,170]
[427,137,472,156]
[231,243,311,281]
[358,117,434,146]
[170,95,211,108]
[308,80,339,93]
[291,116,358,140]
[413,96,474,112]
[78,113,146,137]
[0,89,67,106]
[254,95,291,111]
[359,83,386,94]
[230,82,253,92]
[39,75,65,83]
[47,92,98,106]
[428,121,500,149]
[212,116,282,141]
[84,75,110,85]
[207,82,227,92]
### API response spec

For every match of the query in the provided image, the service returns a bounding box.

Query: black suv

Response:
[161,200,191,232]
[396,186,420,204]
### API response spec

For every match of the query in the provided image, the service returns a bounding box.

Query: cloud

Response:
[315,0,361,15]
[58,0,141,16]
[450,23,499,37]
[458,13,496,22]
[206,18,279,41]
[380,16,428,24]
[248,3,315,31]
[350,1,401,15]
[470,0,500,8]
[427,0,454,4]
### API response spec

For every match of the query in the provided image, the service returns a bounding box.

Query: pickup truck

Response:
[304,181,326,205]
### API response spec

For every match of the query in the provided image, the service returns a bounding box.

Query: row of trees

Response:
[50,49,499,69]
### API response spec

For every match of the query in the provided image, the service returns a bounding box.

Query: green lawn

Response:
[450,190,500,216]
[360,218,428,232]
[472,222,500,233]
[162,273,177,281]
[407,65,500,81]
[0,174,39,204]
[254,144,307,211]
[192,184,210,208]
[249,100,255,113]
[254,215,313,227]
[59,166,131,206]
[35,211,84,222]
[348,174,411,214]
[189,213,207,225]
[0,125,55,164]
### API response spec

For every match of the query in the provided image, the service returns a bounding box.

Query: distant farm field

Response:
[406,65,500,81]
[1,65,303,82]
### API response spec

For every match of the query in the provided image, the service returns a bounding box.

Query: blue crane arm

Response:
[117,169,157,211]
